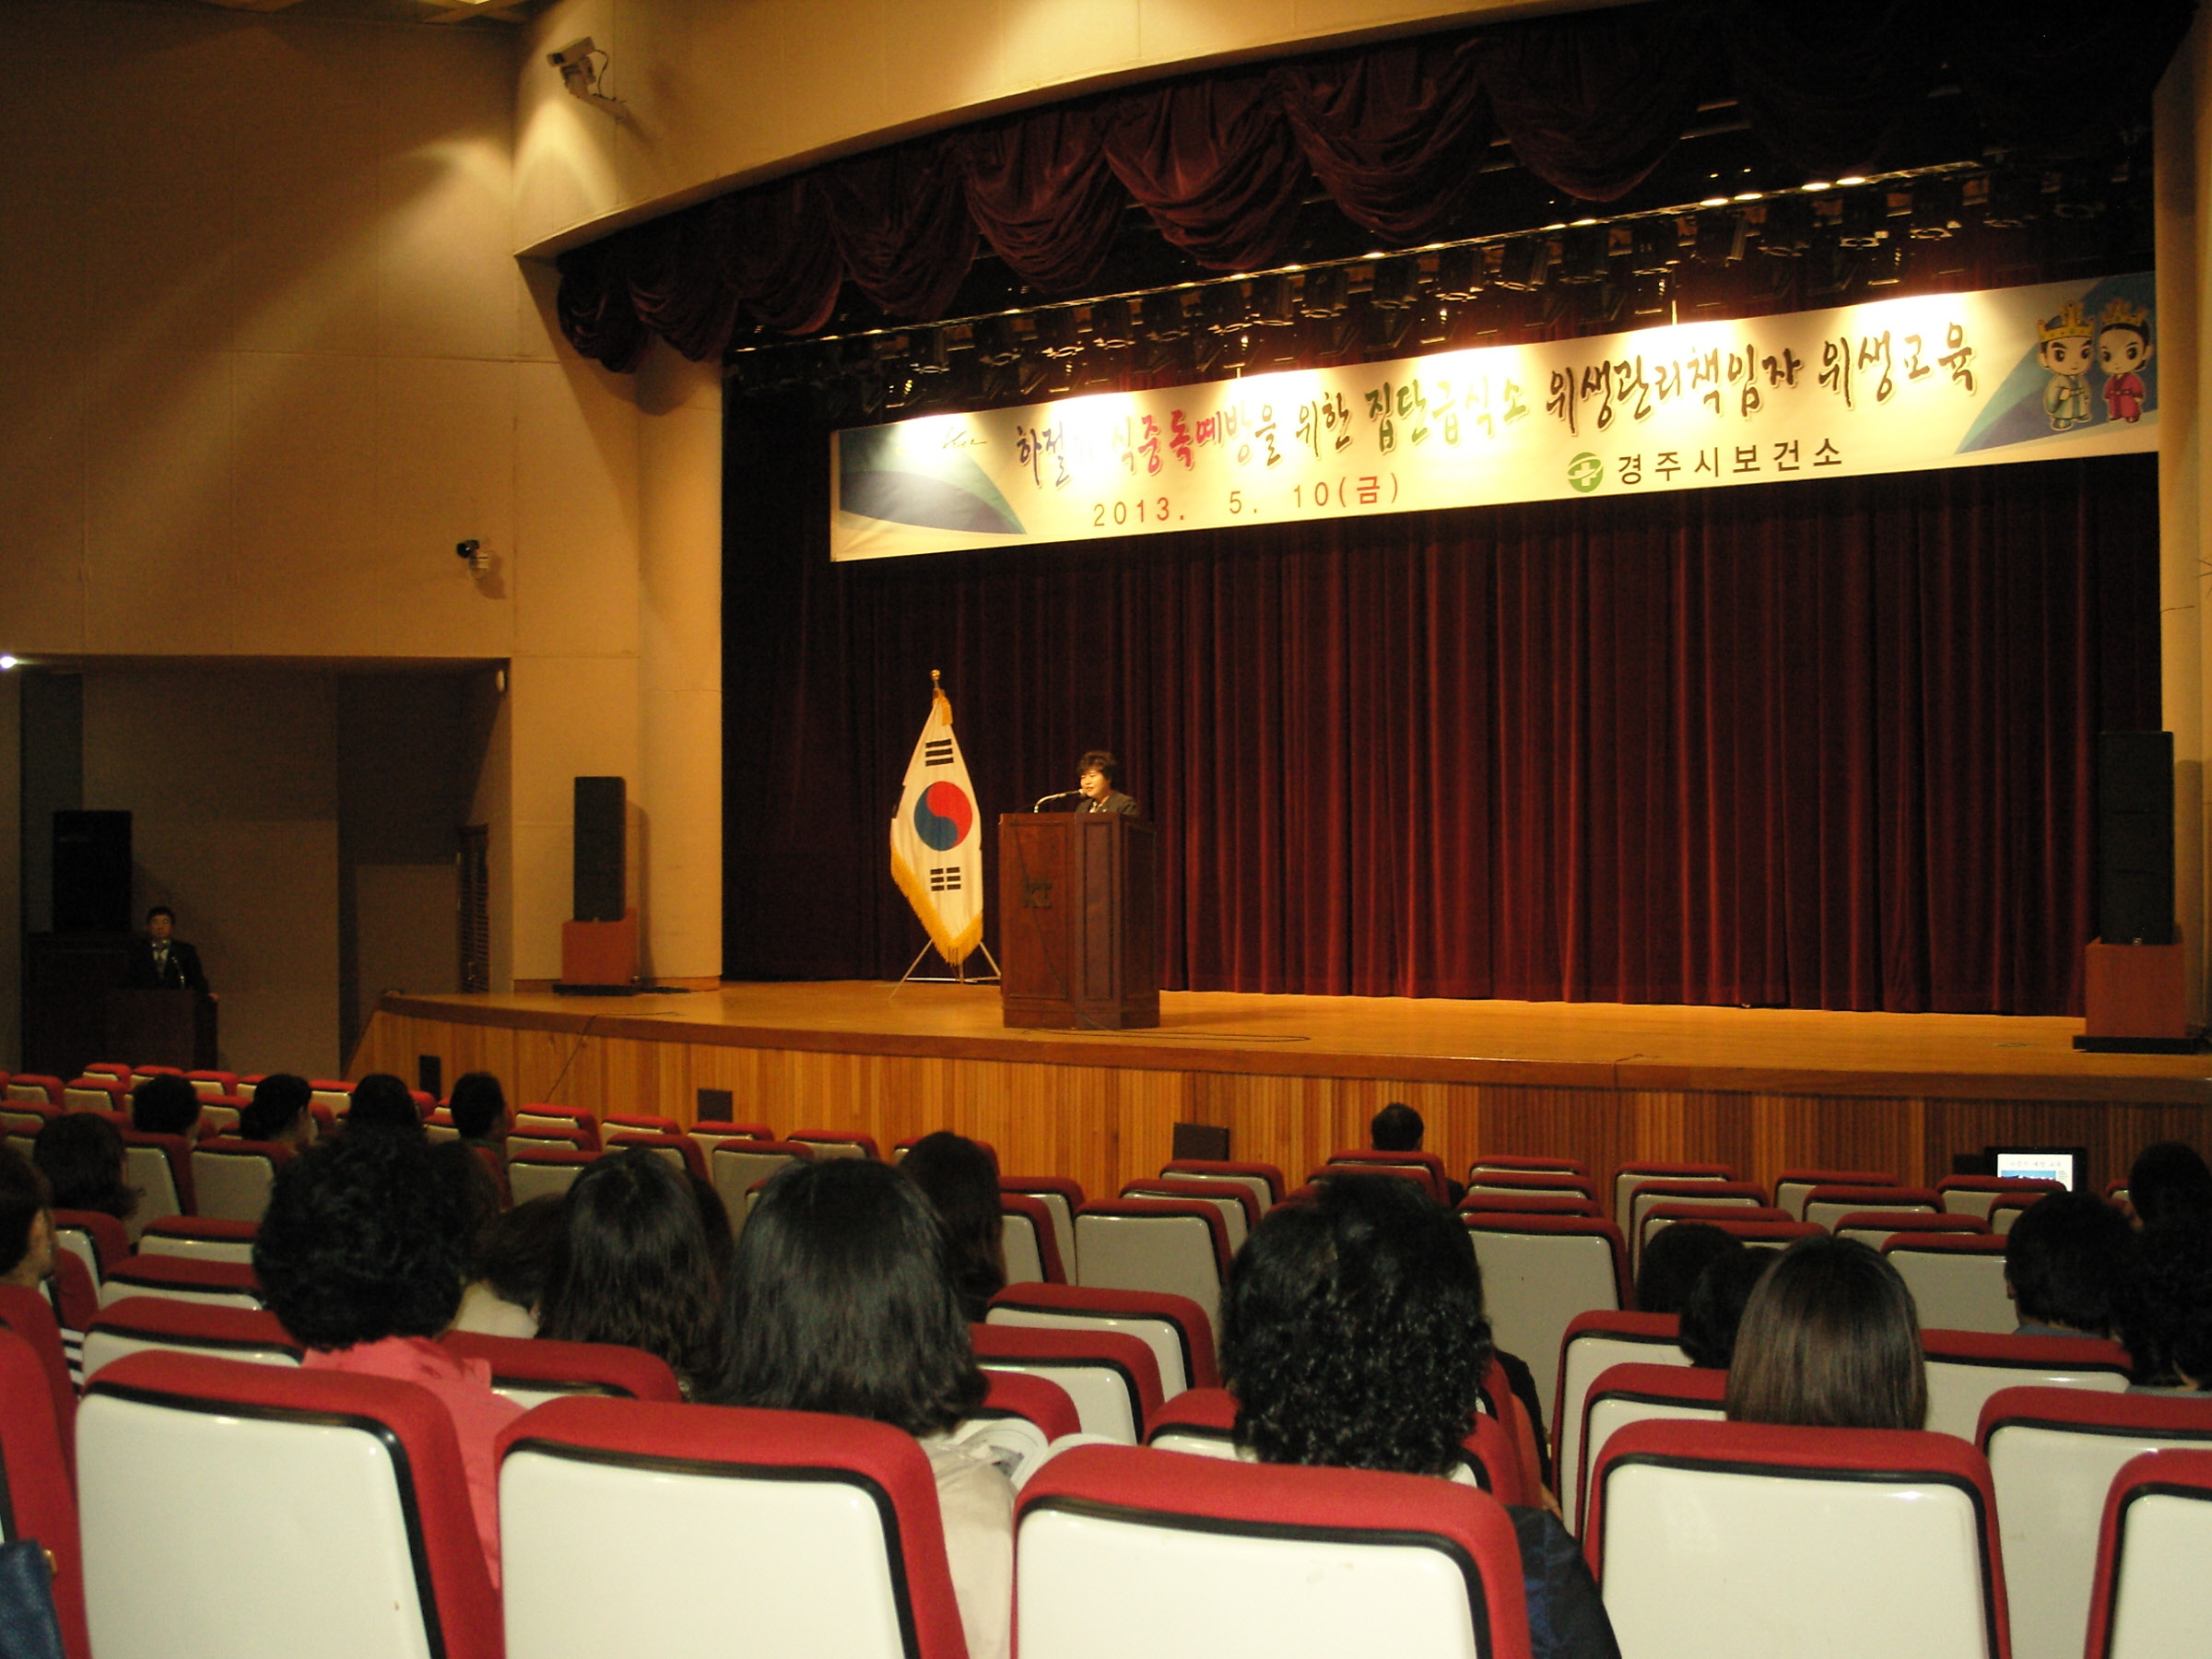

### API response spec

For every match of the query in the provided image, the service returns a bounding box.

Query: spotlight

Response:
[1759,197,1811,258]
[1412,300,1452,347]
[1629,273,1670,317]
[1909,177,1961,239]
[912,330,951,373]
[1250,273,1295,326]
[1088,297,1135,349]
[1202,285,1247,335]
[0,656,17,671]
[1493,236,1549,291]
[1368,259,1419,310]
[1034,309,1082,358]
[1837,193,1887,248]
[972,315,1020,366]
[1298,267,1349,318]
[1629,218,1680,275]
[1431,245,1484,300]
[1692,210,1747,265]
[1857,241,1903,286]
[1982,170,2044,229]
[2052,169,2105,220]
[1557,226,1608,284]
[1140,290,1192,343]
[1361,305,1414,354]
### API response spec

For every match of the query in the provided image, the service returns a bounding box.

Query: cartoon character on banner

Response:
[2037,301,2095,431]
[2098,300,2153,424]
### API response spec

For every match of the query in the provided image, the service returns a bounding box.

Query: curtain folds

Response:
[723,403,2159,1016]
[559,0,2194,367]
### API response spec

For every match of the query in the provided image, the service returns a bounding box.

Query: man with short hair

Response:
[127,905,210,994]
[131,1072,204,1139]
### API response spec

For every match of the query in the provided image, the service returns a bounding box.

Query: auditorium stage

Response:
[359,984,2212,1201]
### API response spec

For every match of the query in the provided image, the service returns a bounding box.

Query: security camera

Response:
[547,37,596,71]
[456,539,489,575]
[546,38,623,111]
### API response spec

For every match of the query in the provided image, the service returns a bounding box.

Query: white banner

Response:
[830,273,2158,562]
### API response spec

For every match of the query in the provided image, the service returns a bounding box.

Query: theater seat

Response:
[1122,1177,1256,1252]
[136,1215,258,1266]
[98,1255,264,1312]
[971,1321,1164,1444]
[440,1331,682,1408]
[1805,1183,1942,1232]
[120,1130,193,1231]
[0,1285,78,1481]
[189,1138,292,1223]
[1921,1329,2131,1442]
[1000,1192,1067,1284]
[2082,1448,2212,1659]
[1978,1386,2212,1659]
[1072,1198,1230,1329]
[509,1147,600,1204]
[79,1350,500,1659]
[1461,1215,1630,1444]
[975,1368,1083,1444]
[82,1298,302,1381]
[1611,1161,1732,1235]
[1550,1311,1687,1535]
[515,1104,601,1147]
[1002,1176,1085,1281]
[1323,1149,1448,1203]
[1159,1159,1285,1211]
[0,1327,89,1659]
[1471,1152,1591,1180]
[708,1138,814,1231]
[1773,1168,1897,1219]
[789,1127,881,1160]
[51,1208,132,1285]
[1884,1233,2014,1334]
[1936,1174,2065,1219]
[987,1282,1218,1394]
[500,1397,970,1659]
[1139,1386,1527,1501]
[602,1129,710,1183]
[1588,1418,2009,1659]
[1571,1360,1728,1535]
[1017,1443,1533,1659]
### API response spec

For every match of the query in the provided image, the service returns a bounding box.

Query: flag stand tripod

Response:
[899,940,1001,986]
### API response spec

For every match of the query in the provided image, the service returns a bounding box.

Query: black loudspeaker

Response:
[53,810,133,933]
[573,777,626,923]
[1171,1122,1230,1161]
[2098,731,2175,946]
[418,1055,442,1099]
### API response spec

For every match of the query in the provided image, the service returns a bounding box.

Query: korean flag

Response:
[890,673,983,965]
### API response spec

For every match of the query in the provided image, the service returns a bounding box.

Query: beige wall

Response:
[513,0,1592,253]
[80,667,342,1075]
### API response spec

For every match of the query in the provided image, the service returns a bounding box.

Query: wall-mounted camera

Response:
[547,37,623,112]
[456,539,490,576]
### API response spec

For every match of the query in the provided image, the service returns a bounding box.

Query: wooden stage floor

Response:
[361,984,2212,1201]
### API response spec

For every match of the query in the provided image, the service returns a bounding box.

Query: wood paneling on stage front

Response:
[360,995,2212,1199]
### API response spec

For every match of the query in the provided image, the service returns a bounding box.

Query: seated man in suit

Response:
[127,905,210,994]
[1077,749,1138,816]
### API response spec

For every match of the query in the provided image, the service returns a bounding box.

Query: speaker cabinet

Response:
[2097,732,2174,946]
[53,809,133,934]
[572,777,626,924]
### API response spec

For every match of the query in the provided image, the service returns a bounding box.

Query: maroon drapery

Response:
[724,407,2157,1014]
[559,0,2194,369]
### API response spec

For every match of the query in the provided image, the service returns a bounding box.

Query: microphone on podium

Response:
[1032,789,1081,812]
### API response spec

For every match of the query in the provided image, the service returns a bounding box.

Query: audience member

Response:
[716,1159,1009,1659]
[2113,1217,2212,1391]
[239,1072,313,1149]
[1218,1175,1619,1659]
[253,1131,521,1583]
[32,1112,137,1221]
[688,1171,735,1283]
[900,1131,1006,1320]
[2004,1190,2133,1338]
[130,1072,202,1139]
[2125,1141,2212,1229]
[0,1147,56,1289]
[447,1072,508,1148]
[1370,1102,1465,1204]
[536,1149,729,1399]
[1679,1249,1769,1368]
[1725,1235,1925,1430]
[346,1074,425,1138]
[1637,1221,1742,1316]
[454,1194,567,1336]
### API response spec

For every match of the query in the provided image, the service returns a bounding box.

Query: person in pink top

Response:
[253,1129,522,1583]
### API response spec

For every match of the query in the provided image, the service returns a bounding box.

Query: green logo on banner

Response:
[1567,452,1604,493]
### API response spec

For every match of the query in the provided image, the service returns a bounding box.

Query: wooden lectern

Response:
[104,989,218,1071]
[998,812,1159,1030]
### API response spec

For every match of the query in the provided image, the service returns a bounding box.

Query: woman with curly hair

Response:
[253,1131,521,1583]
[1219,1174,1618,1659]
[535,1147,730,1398]
[714,1158,1010,1659]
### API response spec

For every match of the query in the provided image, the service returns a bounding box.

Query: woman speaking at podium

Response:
[1077,749,1138,816]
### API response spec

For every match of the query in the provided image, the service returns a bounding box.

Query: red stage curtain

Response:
[558,1,2193,365]
[723,405,2157,1015]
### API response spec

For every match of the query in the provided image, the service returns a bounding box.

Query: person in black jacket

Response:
[1220,1174,1620,1659]
[126,905,210,994]
[1076,750,1138,816]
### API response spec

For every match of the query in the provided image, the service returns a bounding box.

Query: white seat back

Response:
[1465,1226,1620,1430]
[1806,1196,1934,1231]
[81,1325,300,1382]
[139,1232,257,1266]
[1988,1414,2212,1659]
[1073,1213,1220,1329]
[97,1278,262,1312]
[1554,1330,1688,1535]
[502,1439,912,1659]
[1887,1247,2014,1335]
[1018,1478,1488,1659]
[1002,1213,1046,1285]
[710,1147,803,1232]
[508,1159,590,1204]
[977,1359,1138,1443]
[1575,1389,1724,1535]
[1164,1171,1272,1218]
[2103,1483,2212,1659]
[53,1225,103,1286]
[1008,1188,1078,1281]
[124,1145,183,1228]
[78,1385,441,1659]
[1613,1170,1723,1234]
[987,1306,1189,1399]
[1924,1355,2126,1443]
[1596,1448,1997,1659]
[191,1150,277,1222]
